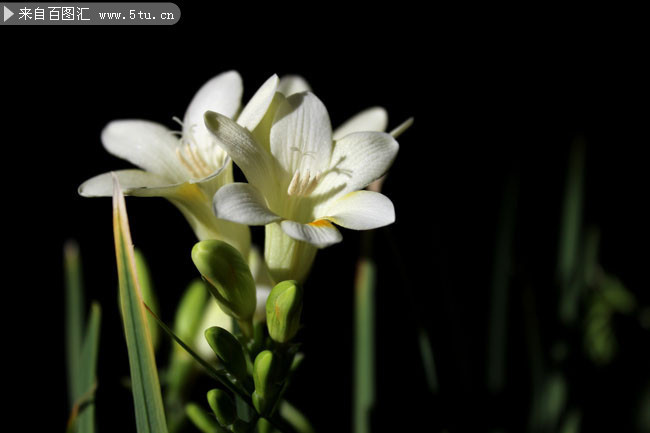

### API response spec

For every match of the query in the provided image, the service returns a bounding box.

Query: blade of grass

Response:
[64,240,84,407]
[134,249,160,350]
[112,175,168,433]
[487,172,518,392]
[280,401,316,433]
[558,138,586,324]
[75,302,102,433]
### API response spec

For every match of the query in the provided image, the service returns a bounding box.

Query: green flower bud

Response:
[266,280,303,343]
[252,391,267,417]
[257,418,273,433]
[254,350,280,397]
[207,389,236,427]
[204,327,248,383]
[191,240,256,321]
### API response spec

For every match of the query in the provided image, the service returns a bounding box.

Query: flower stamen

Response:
[287,170,321,196]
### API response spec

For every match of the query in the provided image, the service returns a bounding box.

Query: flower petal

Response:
[204,111,276,192]
[213,183,281,225]
[333,107,388,140]
[79,169,174,197]
[270,92,333,177]
[280,219,343,248]
[277,75,311,96]
[237,74,279,131]
[322,190,395,230]
[183,70,243,127]
[315,131,399,197]
[182,71,243,165]
[102,120,186,182]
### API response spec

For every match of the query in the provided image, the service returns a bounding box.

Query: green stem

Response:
[354,231,376,433]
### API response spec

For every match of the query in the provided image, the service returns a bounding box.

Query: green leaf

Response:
[134,249,160,350]
[112,176,168,433]
[76,302,102,433]
[558,138,586,324]
[64,240,84,406]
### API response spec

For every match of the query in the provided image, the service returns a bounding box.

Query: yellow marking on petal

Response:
[308,219,334,228]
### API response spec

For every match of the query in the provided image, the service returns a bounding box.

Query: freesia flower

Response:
[79,71,279,255]
[205,90,406,283]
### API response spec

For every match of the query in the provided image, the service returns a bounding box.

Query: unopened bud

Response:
[252,350,281,415]
[204,327,248,383]
[266,280,303,343]
[207,389,236,427]
[191,240,256,321]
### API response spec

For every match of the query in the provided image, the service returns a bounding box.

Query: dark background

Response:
[4,4,648,432]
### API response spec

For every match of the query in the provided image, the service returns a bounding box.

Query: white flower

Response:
[205,88,406,282]
[78,71,279,255]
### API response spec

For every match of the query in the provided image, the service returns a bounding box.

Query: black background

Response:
[3,4,649,432]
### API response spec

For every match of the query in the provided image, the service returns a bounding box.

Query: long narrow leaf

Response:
[280,401,316,433]
[112,175,168,433]
[76,302,102,433]
[64,240,84,406]
[558,138,585,324]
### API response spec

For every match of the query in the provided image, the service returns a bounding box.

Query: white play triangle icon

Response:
[4,5,14,22]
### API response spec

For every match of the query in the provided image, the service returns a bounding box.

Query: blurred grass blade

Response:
[418,328,438,393]
[64,240,84,406]
[76,302,102,432]
[185,403,222,433]
[487,172,518,392]
[134,249,160,350]
[166,280,210,433]
[558,138,585,324]
[280,401,316,433]
[354,234,375,433]
[112,175,169,433]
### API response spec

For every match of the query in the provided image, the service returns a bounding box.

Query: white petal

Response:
[323,190,395,230]
[79,169,173,197]
[280,219,342,248]
[270,92,333,177]
[204,111,276,192]
[237,74,279,131]
[333,107,388,140]
[277,75,311,96]
[102,120,186,182]
[213,183,281,225]
[182,71,243,162]
[183,70,243,127]
[315,131,399,197]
